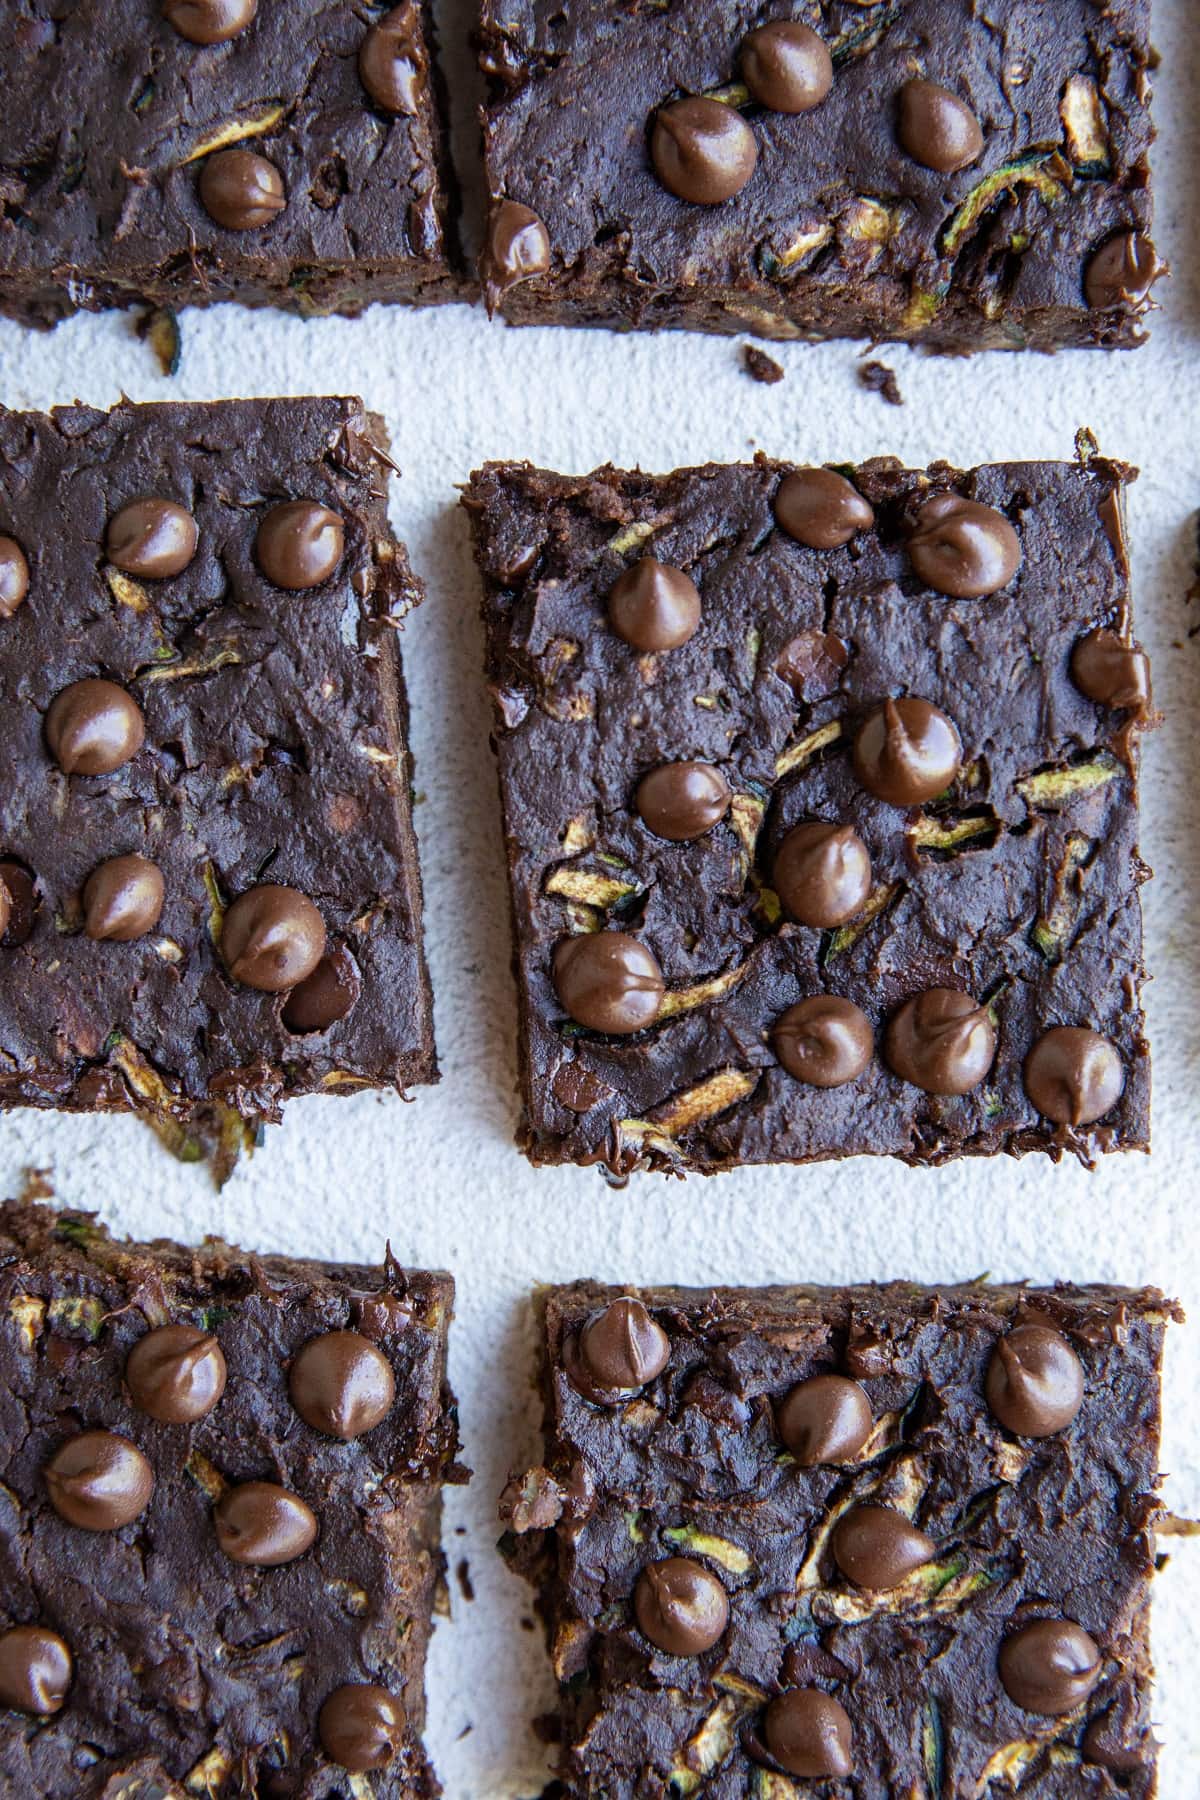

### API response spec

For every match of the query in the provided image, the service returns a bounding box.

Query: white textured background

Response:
[2,2,1199,1793]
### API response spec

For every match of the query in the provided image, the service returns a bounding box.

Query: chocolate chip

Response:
[635,761,730,841]
[634,1557,729,1655]
[852,698,962,806]
[44,1430,154,1531]
[214,1481,318,1566]
[578,1299,670,1392]
[740,22,832,114]
[0,534,30,617]
[105,498,198,579]
[0,861,37,946]
[282,942,361,1032]
[986,1323,1084,1438]
[198,148,286,230]
[908,494,1021,598]
[319,1684,406,1772]
[255,499,344,589]
[776,630,848,700]
[126,1325,227,1424]
[552,931,665,1034]
[222,884,326,993]
[772,996,874,1090]
[1023,1026,1124,1126]
[607,558,701,651]
[897,78,984,173]
[45,679,145,776]
[359,4,424,114]
[163,0,257,44]
[774,822,872,929]
[774,469,874,550]
[776,1373,872,1464]
[885,987,996,1095]
[82,854,165,942]
[0,1626,73,1716]
[650,96,757,205]
[482,200,551,307]
[1084,231,1160,311]
[289,1330,395,1439]
[831,1505,934,1591]
[999,1618,1101,1715]
[763,1689,853,1779]
[1071,628,1151,712]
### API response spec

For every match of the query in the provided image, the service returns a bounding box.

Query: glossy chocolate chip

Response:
[483,200,551,306]
[1085,231,1159,311]
[986,1324,1084,1438]
[999,1619,1101,1715]
[831,1505,933,1591]
[897,78,984,173]
[44,1430,154,1531]
[908,494,1021,598]
[0,534,30,617]
[651,96,757,205]
[282,942,361,1032]
[635,761,730,841]
[163,0,257,44]
[776,630,848,699]
[0,1626,73,1716]
[774,821,872,928]
[885,987,996,1095]
[635,1557,729,1655]
[82,854,165,942]
[579,1299,670,1391]
[741,22,832,113]
[359,4,424,114]
[764,1689,853,1779]
[776,1373,872,1464]
[608,558,701,651]
[1071,629,1151,712]
[46,679,145,776]
[106,498,198,579]
[126,1324,228,1424]
[255,499,344,589]
[289,1330,395,1439]
[214,1481,318,1565]
[852,698,962,806]
[199,148,285,229]
[0,861,37,946]
[552,932,665,1034]
[319,1684,406,1772]
[222,885,326,992]
[773,997,874,1090]
[1023,1026,1124,1126]
[774,469,874,550]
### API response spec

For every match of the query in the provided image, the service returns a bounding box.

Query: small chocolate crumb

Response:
[742,344,784,384]
[858,360,903,406]
[456,1558,475,1602]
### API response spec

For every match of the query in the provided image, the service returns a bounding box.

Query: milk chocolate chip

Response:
[651,97,757,205]
[552,932,665,1034]
[635,1557,729,1654]
[986,1323,1084,1437]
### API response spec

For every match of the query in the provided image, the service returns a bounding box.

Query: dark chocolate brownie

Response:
[0,396,436,1152]
[0,1,457,328]
[477,0,1162,349]
[463,451,1152,1174]
[502,1279,1179,1799]
[0,1200,463,1797]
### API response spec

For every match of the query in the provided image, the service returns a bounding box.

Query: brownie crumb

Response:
[742,344,784,384]
[456,1557,475,1602]
[858,359,904,405]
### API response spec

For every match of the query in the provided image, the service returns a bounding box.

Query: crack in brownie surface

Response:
[464,451,1151,1173]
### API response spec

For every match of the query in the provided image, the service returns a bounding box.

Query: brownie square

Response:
[0,1200,462,1797]
[0,396,436,1145]
[477,0,1160,349]
[502,1279,1179,1799]
[0,2,456,328]
[464,452,1151,1173]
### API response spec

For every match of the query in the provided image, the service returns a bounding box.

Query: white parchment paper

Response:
[1,2,1198,1792]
